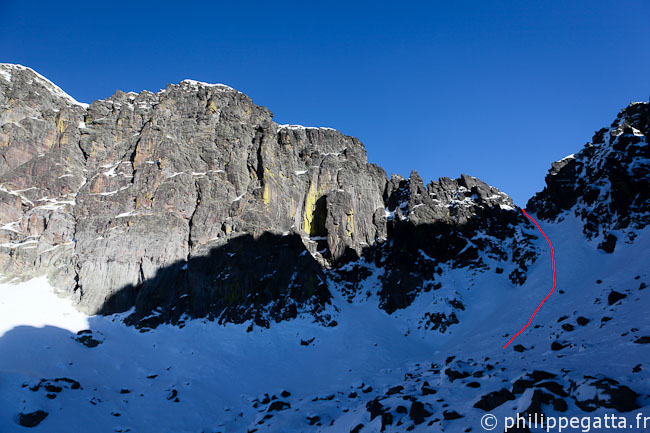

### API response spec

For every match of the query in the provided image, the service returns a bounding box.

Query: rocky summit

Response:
[1,64,649,433]
[528,102,650,252]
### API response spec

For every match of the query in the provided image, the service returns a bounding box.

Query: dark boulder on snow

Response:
[598,234,618,253]
[553,398,568,412]
[29,377,81,394]
[536,381,569,397]
[300,337,315,346]
[512,378,536,394]
[166,389,179,401]
[19,410,48,427]
[366,397,390,423]
[528,371,557,382]
[573,377,639,412]
[73,329,103,347]
[561,323,575,332]
[443,410,463,420]
[524,389,556,417]
[473,388,515,411]
[445,368,471,382]
[551,341,568,351]
[386,385,403,395]
[408,400,432,424]
[421,383,437,395]
[268,401,290,412]
[306,415,321,425]
[607,290,627,305]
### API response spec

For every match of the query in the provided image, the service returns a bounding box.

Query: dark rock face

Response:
[528,102,649,248]
[380,172,537,289]
[0,64,543,328]
[119,233,334,327]
[331,171,538,325]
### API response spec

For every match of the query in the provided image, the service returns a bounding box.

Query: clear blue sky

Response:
[1,1,648,205]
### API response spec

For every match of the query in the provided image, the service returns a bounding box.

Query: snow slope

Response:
[1,214,649,432]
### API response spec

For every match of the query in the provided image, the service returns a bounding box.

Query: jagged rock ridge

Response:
[528,101,649,252]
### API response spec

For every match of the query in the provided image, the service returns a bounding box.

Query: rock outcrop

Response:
[528,102,649,252]
[1,64,540,327]
[332,171,537,322]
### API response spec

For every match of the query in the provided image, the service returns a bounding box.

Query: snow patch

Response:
[180,79,235,91]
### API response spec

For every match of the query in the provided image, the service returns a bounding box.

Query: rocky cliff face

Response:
[0,65,87,298]
[331,171,537,331]
[528,101,649,253]
[0,63,542,328]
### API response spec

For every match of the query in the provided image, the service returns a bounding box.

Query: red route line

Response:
[503,209,556,349]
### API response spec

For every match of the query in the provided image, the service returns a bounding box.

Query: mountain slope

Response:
[0,65,648,433]
[1,208,649,432]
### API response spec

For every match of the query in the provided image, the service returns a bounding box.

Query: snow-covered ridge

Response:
[557,153,575,163]
[527,101,649,252]
[0,63,89,108]
[178,79,236,91]
[276,124,337,132]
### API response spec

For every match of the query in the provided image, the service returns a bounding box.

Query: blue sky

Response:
[1,1,648,205]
